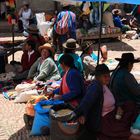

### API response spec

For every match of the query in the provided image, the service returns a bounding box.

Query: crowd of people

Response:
[2,1,140,140]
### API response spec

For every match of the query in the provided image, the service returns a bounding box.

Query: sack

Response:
[55,11,70,35]
[25,95,48,116]
[30,100,64,136]
[14,89,38,103]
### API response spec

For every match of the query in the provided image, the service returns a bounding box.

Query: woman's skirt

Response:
[99,101,138,140]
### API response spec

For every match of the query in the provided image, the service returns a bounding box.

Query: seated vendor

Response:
[27,43,60,82]
[81,42,107,79]
[57,38,83,76]
[51,54,85,108]
[22,40,39,71]
[81,42,97,79]
[112,9,130,33]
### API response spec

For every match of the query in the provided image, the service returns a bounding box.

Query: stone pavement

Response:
[0,94,48,140]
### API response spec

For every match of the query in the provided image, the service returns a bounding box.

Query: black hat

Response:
[81,41,93,52]
[26,24,39,34]
[95,64,110,76]
[115,53,140,63]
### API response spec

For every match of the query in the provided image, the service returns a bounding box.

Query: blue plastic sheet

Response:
[75,0,140,5]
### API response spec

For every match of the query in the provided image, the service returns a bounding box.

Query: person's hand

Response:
[53,95,62,100]
[46,92,54,98]
[78,116,85,124]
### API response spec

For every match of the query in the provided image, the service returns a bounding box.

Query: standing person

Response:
[52,54,85,108]
[110,53,140,106]
[27,43,60,82]
[72,64,140,140]
[53,4,76,53]
[18,1,33,32]
[57,38,83,76]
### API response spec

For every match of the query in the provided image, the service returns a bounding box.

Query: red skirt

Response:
[98,101,138,140]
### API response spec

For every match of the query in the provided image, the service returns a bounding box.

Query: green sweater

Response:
[28,57,60,81]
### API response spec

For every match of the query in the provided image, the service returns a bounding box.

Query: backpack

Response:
[55,11,72,35]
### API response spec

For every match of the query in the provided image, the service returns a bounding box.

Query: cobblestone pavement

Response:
[0,94,48,140]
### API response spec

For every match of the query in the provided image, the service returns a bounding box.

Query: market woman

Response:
[52,54,85,108]
[81,42,97,79]
[110,53,140,106]
[57,38,83,76]
[27,43,60,82]
[73,64,140,140]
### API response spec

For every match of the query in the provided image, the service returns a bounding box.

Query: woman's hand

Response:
[53,95,62,100]
[78,116,85,124]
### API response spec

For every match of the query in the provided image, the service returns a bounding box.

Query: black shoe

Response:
[23,114,34,130]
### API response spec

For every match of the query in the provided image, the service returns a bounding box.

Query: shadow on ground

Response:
[83,39,136,52]
[8,127,48,140]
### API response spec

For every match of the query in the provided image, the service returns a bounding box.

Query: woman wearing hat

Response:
[57,38,83,76]
[81,42,97,79]
[50,54,85,108]
[18,1,33,32]
[112,9,130,33]
[110,53,140,106]
[72,64,140,140]
[27,43,60,82]
[81,42,108,79]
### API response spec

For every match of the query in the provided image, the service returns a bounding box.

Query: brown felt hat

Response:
[115,53,140,63]
[26,24,39,34]
[63,38,79,49]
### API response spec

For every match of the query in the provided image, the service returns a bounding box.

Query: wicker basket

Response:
[50,104,80,140]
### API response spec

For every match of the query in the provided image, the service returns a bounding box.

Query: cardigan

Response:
[74,80,103,133]
[53,68,85,104]
[28,57,60,81]
[110,68,140,105]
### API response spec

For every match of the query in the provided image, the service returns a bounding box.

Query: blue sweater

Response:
[113,15,124,28]
[74,80,103,132]
[53,68,85,103]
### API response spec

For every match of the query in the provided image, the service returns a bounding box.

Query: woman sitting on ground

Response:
[57,38,83,76]
[50,54,85,108]
[72,64,140,140]
[81,42,107,79]
[27,43,60,82]
[14,40,39,80]
[110,53,140,106]
[81,42,97,79]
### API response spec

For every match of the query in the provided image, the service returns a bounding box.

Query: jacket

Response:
[74,80,103,132]
[28,57,60,81]
[110,68,140,105]
[53,68,85,104]
[21,51,39,72]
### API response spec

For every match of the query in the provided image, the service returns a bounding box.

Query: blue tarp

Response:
[75,0,140,5]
